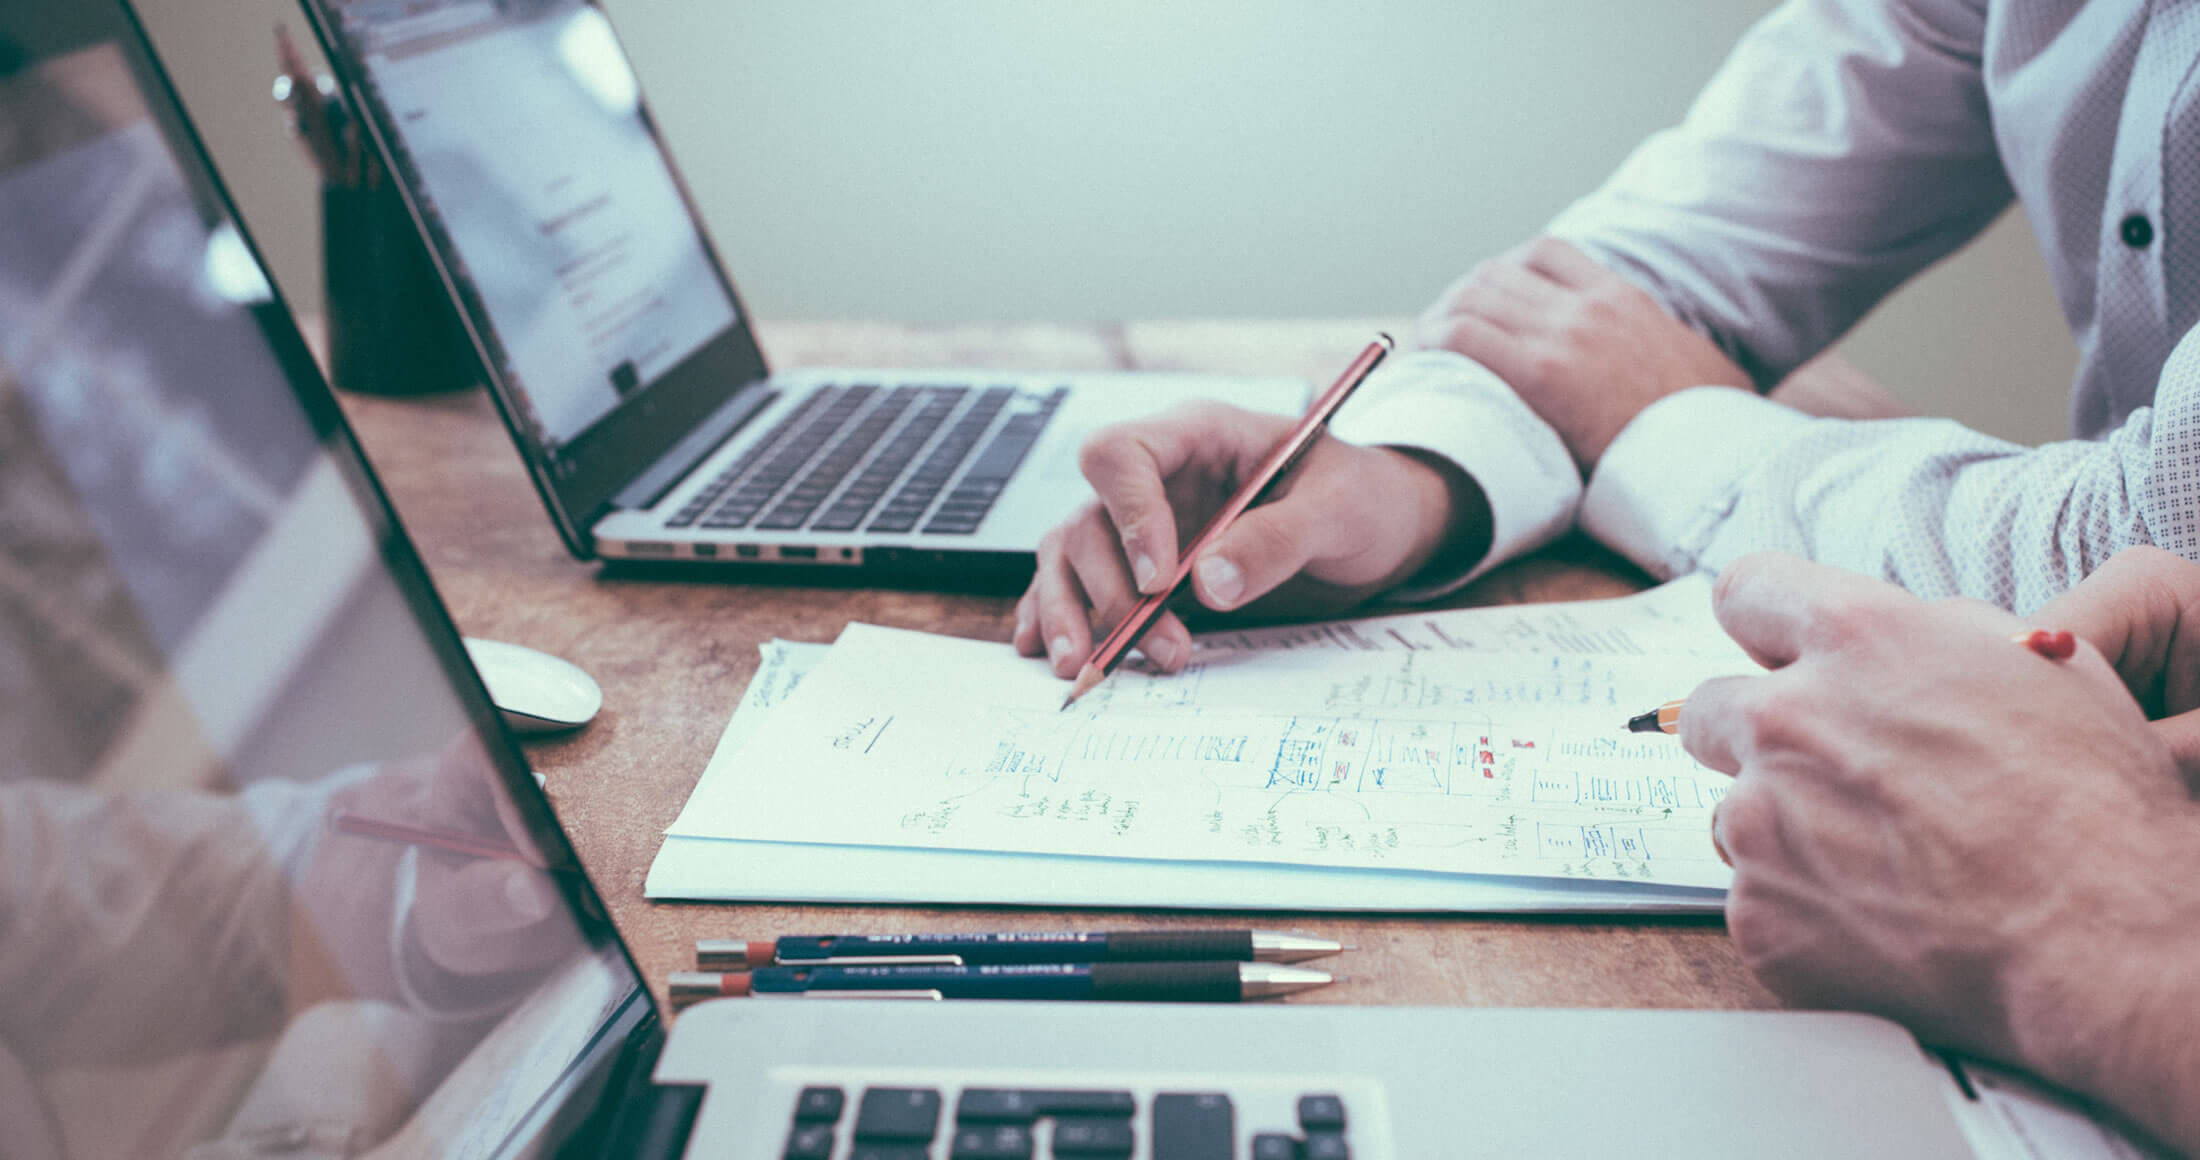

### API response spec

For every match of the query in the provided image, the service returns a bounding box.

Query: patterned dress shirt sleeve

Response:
[1336,0,2200,608]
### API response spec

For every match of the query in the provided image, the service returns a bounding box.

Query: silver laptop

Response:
[294,0,1305,576]
[0,6,2137,1155]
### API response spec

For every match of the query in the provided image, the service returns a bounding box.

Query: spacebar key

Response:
[1151,1093,1233,1160]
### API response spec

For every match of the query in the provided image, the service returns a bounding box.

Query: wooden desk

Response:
[337,320,1868,1018]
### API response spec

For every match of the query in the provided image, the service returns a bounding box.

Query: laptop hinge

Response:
[559,1008,704,1160]
[611,385,780,513]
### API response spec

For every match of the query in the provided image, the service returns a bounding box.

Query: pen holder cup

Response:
[321,180,476,396]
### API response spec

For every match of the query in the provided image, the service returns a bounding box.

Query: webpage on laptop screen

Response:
[335,0,737,459]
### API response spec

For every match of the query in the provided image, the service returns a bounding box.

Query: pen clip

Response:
[769,990,946,1001]
[780,954,965,967]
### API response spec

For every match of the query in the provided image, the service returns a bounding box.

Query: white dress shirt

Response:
[1331,0,2200,612]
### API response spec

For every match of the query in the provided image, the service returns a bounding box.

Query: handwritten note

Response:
[668,582,1754,889]
[1197,572,1732,657]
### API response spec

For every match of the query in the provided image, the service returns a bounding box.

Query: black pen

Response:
[696,929,1341,969]
[669,962,1333,1005]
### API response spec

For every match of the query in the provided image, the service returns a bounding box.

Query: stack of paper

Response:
[647,576,1754,913]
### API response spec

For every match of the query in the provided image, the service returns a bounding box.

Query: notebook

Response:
[646,636,1734,913]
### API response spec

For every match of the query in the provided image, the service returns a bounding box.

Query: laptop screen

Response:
[321,0,735,452]
[306,0,771,545]
[0,6,651,1157]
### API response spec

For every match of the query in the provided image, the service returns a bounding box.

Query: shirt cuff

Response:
[1581,386,1816,579]
[1329,349,1582,600]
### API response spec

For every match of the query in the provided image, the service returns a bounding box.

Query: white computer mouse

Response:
[462,637,603,734]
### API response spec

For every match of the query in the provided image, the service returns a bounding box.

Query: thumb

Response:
[412,859,562,977]
[1190,499,1329,611]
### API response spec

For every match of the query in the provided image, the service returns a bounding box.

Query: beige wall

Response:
[139,0,2077,445]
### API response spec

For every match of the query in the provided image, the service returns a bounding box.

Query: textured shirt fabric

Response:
[1333,0,2200,610]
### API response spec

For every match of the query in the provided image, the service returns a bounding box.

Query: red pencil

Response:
[1061,335,1394,709]
[326,807,530,862]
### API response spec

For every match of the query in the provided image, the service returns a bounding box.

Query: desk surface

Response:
[336,320,1857,1017]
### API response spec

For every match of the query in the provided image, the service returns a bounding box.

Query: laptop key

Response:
[1251,1133,1300,1160]
[854,1087,942,1142]
[1151,1092,1234,1160]
[666,388,833,528]
[794,1086,845,1122]
[920,389,1064,534]
[1050,1116,1134,1156]
[1303,1133,1350,1160]
[1297,1094,1346,1133]
[872,390,1011,532]
[949,1123,1035,1159]
[955,1089,1136,1122]
[757,388,916,529]
[783,1123,835,1160]
[849,1146,929,1160]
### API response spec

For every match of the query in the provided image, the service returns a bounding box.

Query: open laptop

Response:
[290,0,1306,576]
[0,4,2147,1156]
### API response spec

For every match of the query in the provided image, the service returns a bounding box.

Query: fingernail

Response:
[1197,555,1244,606]
[1013,606,1031,640]
[1049,635,1073,660]
[1133,553,1159,591]
[1144,635,1179,668]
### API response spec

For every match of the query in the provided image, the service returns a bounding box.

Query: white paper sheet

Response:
[1197,573,1733,657]
[644,832,1727,911]
[647,641,1725,911]
[663,581,1752,897]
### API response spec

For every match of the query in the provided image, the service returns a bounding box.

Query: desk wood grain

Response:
[337,320,1804,1017]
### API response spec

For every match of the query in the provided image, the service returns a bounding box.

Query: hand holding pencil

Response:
[1060,335,1391,706]
[1018,336,1484,689]
[306,735,571,988]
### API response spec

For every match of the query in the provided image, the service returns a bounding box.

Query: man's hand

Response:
[1679,553,2200,1155]
[302,735,575,1009]
[1013,401,1488,678]
[1417,236,1750,470]
[2032,545,2200,780]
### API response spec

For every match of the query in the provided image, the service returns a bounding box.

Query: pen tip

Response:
[1624,708,1661,734]
[1374,331,1395,350]
[1241,964,1335,999]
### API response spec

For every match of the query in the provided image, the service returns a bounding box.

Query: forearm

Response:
[1379,448,1493,595]
[2104,964,2200,1156]
[1547,0,2008,387]
[2004,808,2200,1154]
[1582,388,2157,610]
[1330,349,1579,600]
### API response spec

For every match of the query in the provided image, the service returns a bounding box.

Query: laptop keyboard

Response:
[666,383,1068,537]
[780,1083,1356,1159]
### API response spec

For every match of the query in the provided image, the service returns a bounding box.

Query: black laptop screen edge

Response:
[295,0,773,559]
[102,2,664,1148]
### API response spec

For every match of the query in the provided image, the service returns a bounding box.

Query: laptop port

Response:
[734,544,762,559]
[692,543,718,558]
[779,546,818,560]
